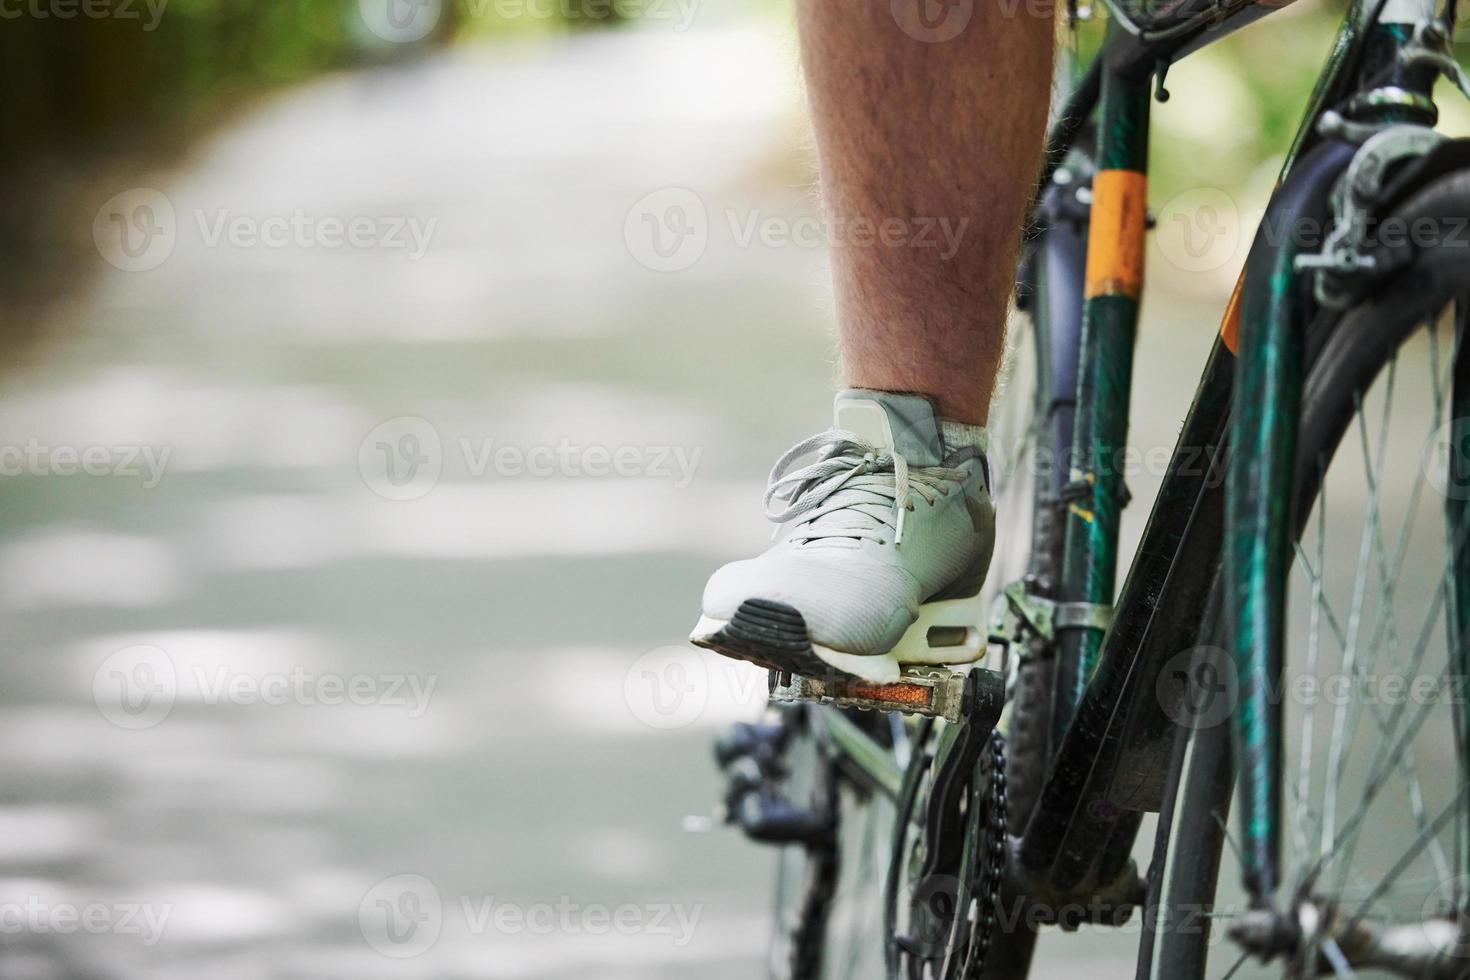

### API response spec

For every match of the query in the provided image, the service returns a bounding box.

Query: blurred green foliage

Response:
[3,1,350,167]
[0,0,649,174]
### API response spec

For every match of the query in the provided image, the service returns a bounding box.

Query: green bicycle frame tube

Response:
[1224,222,1301,906]
[1450,307,1470,884]
[1051,24,1152,750]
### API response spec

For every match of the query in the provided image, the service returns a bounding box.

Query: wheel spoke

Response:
[1345,793,1464,935]
[1333,356,1454,891]
[1320,936,1359,979]
[1218,949,1251,980]
[1320,394,1384,865]
[1295,486,1328,860]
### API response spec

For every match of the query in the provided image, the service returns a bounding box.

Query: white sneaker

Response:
[690,389,996,684]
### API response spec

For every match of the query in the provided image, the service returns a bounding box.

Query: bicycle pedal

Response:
[769,665,1003,726]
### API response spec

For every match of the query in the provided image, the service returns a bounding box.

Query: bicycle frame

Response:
[804,0,1452,914]
[1024,0,1450,906]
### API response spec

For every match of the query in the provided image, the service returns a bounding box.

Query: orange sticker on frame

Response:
[1085,170,1149,300]
[1219,270,1246,354]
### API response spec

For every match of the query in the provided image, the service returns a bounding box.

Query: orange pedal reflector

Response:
[848,682,933,707]
[770,667,975,721]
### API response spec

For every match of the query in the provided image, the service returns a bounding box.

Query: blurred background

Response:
[3,1,1470,977]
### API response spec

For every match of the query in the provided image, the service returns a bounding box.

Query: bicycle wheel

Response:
[1151,170,1470,979]
[764,225,1074,978]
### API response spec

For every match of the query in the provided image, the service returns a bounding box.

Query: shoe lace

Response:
[762,428,966,546]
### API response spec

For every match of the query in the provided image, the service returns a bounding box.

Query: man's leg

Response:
[798,0,1056,425]
[692,4,1056,681]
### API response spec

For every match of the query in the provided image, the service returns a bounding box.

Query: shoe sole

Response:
[690,594,986,685]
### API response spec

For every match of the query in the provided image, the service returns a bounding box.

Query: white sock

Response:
[939,419,989,456]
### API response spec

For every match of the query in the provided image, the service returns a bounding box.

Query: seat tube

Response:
[1051,34,1152,748]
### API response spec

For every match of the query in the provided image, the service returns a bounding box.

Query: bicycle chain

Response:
[960,735,1008,980]
[791,725,1009,980]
